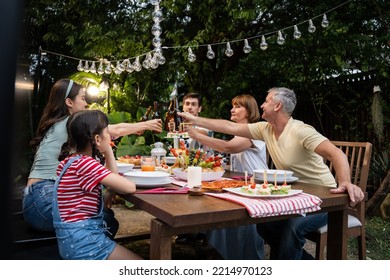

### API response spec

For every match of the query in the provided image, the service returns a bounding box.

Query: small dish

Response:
[116,162,134,173]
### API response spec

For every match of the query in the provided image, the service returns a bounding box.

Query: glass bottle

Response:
[164,100,176,132]
[140,105,152,122]
[151,101,160,133]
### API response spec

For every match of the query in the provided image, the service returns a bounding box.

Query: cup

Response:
[141,156,156,172]
[187,166,202,188]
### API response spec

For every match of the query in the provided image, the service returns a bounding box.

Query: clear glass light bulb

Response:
[150,57,159,69]
[89,61,97,73]
[133,57,142,72]
[77,60,84,71]
[321,14,329,28]
[152,36,161,48]
[97,62,104,75]
[151,24,162,36]
[152,7,162,23]
[225,42,234,57]
[83,61,90,72]
[104,62,112,74]
[277,30,285,45]
[243,39,252,54]
[125,60,134,73]
[188,47,196,62]
[308,19,316,33]
[142,53,152,69]
[260,35,268,50]
[206,45,215,59]
[293,25,301,39]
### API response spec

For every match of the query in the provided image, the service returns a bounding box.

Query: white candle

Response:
[188,166,202,188]
[245,171,248,184]
[263,170,267,183]
[274,172,277,186]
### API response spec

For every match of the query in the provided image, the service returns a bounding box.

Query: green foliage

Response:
[108,111,133,124]
[116,135,151,157]
[24,0,390,193]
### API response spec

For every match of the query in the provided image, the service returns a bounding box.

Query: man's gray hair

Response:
[268,87,297,115]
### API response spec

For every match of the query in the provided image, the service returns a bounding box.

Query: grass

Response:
[362,216,390,260]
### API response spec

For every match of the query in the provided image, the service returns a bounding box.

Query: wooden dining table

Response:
[120,171,350,260]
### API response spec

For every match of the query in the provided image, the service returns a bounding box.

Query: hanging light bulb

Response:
[150,0,159,5]
[206,45,215,59]
[243,39,252,54]
[277,30,285,45]
[124,59,134,73]
[151,24,162,37]
[77,60,84,71]
[152,36,162,48]
[83,61,90,72]
[155,50,166,65]
[89,61,97,73]
[152,5,163,23]
[321,14,329,28]
[188,47,196,62]
[308,19,316,33]
[293,25,302,39]
[225,42,234,57]
[142,53,152,69]
[118,61,126,72]
[104,62,112,74]
[260,35,268,50]
[97,62,104,75]
[133,57,142,72]
[150,56,159,69]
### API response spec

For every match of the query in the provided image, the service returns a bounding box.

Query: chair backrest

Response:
[326,141,372,193]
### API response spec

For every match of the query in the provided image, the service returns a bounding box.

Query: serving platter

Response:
[223,188,303,198]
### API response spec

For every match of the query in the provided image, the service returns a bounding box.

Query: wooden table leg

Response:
[326,208,348,259]
[150,219,173,260]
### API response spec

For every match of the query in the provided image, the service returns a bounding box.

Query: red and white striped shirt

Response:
[56,155,111,222]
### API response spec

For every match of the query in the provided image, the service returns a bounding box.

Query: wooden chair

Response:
[305,141,372,259]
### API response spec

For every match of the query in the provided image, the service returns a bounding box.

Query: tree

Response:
[21,0,390,211]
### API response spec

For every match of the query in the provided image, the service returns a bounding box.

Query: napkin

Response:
[205,192,322,218]
[137,187,189,194]
[170,176,188,187]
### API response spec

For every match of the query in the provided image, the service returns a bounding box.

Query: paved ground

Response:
[112,203,318,260]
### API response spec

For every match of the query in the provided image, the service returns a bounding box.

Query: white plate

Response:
[135,179,172,188]
[123,171,170,185]
[172,168,225,182]
[223,188,303,198]
[258,176,299,184]
[253,169,294,181]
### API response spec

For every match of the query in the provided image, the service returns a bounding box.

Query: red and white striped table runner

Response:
[205,192,322,218]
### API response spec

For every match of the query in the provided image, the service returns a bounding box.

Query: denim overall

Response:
[52,156,116,260]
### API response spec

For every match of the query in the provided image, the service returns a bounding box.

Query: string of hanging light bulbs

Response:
[40,0,352,75]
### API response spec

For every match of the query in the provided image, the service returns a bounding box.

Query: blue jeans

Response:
[206,224,264,260]
[22,180,119,239]
[22,180,55,232]
[256,213,327,260]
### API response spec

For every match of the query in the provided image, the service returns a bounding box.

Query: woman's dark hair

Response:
[58,110,109,162]
[30,79,84,151]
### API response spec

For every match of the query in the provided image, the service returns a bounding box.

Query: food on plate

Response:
[166,131,189,138]
[241,183,291,195]
[170,144,224,173]
[155,164,171,173]
[202,179,247,191]
[117,155,141,166]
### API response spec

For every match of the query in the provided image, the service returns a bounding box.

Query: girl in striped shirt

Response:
[53,110,142,260]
